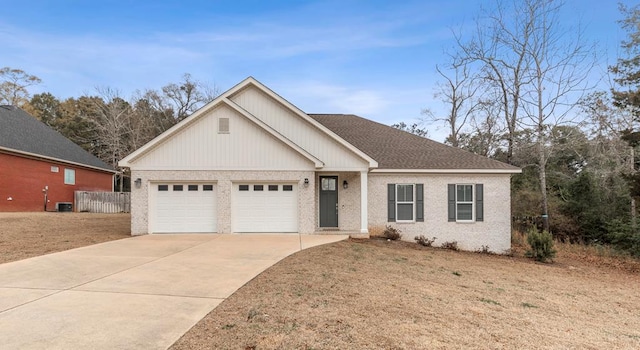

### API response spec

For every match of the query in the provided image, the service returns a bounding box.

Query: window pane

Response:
[173,185,183,191]
[397,203,414,220]
[457,185,473,202]
[254,185,263,191]
[203,185,213,191]
[396,184,413,202]
[64,168,75,185]
[268,185,278,191]
[397,185,406,201]
[239,185,249,191]
[158,185,168,191]
[283,185,293,191]
[457,203,473,220]
[321,178,336,191]
[188,185,198,191]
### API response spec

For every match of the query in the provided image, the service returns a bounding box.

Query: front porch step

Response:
[314,230,369,239]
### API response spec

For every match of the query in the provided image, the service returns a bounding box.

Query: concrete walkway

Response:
[0,234,347,349]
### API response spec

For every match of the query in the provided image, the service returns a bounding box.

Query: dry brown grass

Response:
[1,214,638,349]
[0,212,130,264]
[171,238,640,350]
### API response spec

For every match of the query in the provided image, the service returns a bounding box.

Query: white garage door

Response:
[152,183,217,233]
[232,183,298,232]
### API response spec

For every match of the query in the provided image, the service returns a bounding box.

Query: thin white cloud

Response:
[281,81,390,116]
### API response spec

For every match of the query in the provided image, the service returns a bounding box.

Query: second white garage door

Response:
[232,183,298,232]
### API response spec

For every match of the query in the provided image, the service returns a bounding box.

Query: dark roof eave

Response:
[0,147,117,174]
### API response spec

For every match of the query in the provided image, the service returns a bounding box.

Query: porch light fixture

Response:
[343,180,348,189]
[134,178,142,188]
[304,178,309,187]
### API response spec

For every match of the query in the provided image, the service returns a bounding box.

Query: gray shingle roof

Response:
[0,105,113,172]
[309,114,519,171]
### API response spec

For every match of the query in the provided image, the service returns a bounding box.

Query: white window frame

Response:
[395,184,415,222]
[456,184,474,222]
[64,168,76,185]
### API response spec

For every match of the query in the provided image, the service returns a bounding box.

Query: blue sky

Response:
[0,0,633,141]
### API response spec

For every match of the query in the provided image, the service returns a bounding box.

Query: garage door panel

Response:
[152,183,217,233]
[232,183,298,233]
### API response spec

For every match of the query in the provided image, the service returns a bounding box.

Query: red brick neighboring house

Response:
[0,105,115,212]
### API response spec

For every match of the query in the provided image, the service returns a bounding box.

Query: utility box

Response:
[56,202,73,212]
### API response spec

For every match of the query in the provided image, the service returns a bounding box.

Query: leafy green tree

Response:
[24,93,61,127]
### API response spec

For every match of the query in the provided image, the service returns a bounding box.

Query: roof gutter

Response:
[370,168,522,174]
[0,147,117,174]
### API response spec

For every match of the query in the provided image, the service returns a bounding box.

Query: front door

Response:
[319,176,338,227]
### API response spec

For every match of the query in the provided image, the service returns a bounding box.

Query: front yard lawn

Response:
[171,238,640,349]
[0,212,130,264]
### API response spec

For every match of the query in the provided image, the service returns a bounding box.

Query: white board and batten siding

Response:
[131,104,315,171]
[231,183,298,232]
[150,183,217,233]
[229,86,369,171]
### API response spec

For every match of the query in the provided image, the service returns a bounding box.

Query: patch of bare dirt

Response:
[171,238,640,350]
[0,212,130,264]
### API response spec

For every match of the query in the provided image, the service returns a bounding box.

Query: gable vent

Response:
[218,117,230,134]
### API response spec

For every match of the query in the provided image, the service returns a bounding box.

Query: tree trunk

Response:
[631,147,637,228]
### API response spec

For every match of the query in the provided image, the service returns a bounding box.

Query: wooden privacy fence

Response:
[74,191,131,213]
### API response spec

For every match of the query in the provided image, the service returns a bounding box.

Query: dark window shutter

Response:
[388,184,396,222]
[448,184,456,222]
[476,184,484,222]
[416,184,424,222]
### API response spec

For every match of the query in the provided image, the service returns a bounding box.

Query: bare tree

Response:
[455,0,534,165]
[520,0,595,231]
[425,60,481,147]
[0,67,42,107]
[161,73,218,122]
[90,88,133,169]
[456,0,595,231]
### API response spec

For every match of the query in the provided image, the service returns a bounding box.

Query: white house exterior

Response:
[118,77,520,253]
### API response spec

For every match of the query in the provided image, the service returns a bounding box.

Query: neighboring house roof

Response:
[309,114,520,173]
[0,105,114,172]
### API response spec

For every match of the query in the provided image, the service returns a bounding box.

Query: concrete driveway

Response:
[0,234,347,349]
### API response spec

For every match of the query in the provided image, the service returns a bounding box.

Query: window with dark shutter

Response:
[448,184,484,222]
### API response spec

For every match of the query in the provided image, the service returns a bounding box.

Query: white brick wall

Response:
[131,170,315,235]
[368,173,513,254]
[130,170,513,253]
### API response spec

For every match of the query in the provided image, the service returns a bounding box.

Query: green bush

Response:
[606,219,640,257]
[525,227,557,262]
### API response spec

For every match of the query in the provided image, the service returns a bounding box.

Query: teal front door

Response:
[319,176,338,227]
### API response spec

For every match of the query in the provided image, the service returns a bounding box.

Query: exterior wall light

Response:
[304,178,309,187]
[134,178,142,188]
[343,180,348,189]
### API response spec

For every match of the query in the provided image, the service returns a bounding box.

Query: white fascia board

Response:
[235,77,379,169]
[1,147,117,173]
[370,168,522,174]
[222,98,324,169]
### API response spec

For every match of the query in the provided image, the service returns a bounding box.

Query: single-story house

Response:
[118,77,520,253]
[0,105,115,212]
